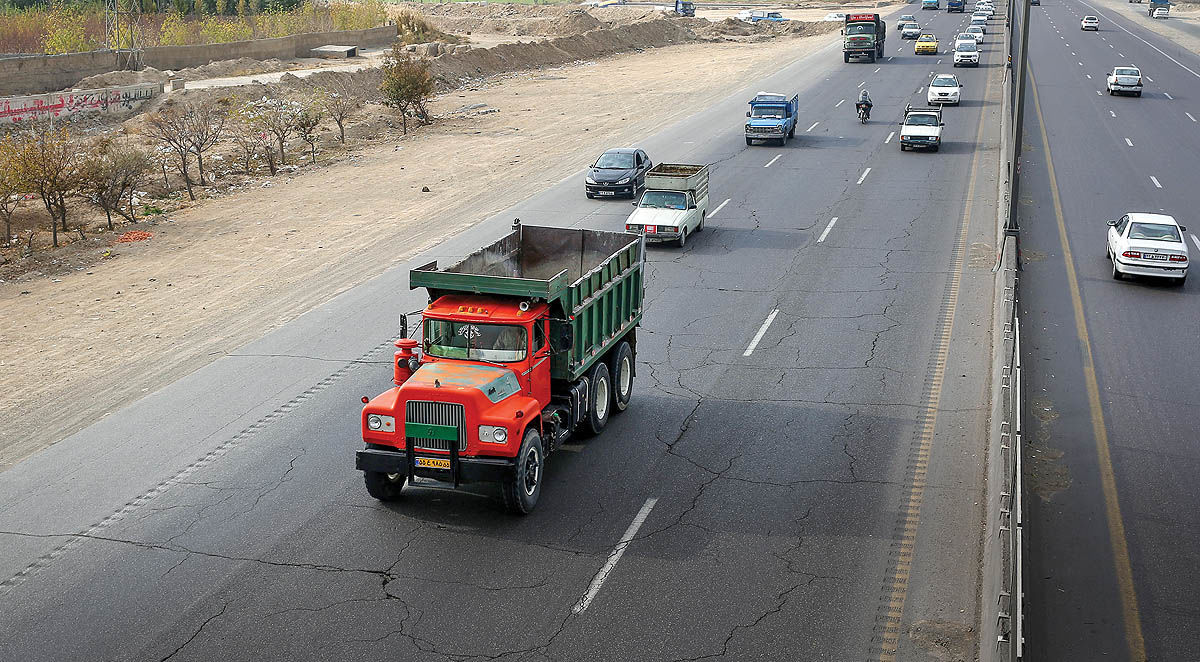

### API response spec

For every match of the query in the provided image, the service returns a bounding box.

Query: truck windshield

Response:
[639,191,687,210]
[750,105,785,118]
[595,152,635,169]
[845,24,874,35]
[424,319,528,362]
[905,114,939,126]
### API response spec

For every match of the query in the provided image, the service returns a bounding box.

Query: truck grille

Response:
[405,401,467,452]
[748,126,777,134]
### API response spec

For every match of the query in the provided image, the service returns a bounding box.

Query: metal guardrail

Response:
[993,253,1024,661]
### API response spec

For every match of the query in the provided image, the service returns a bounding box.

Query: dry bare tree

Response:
[0,133,25,246]
[79,139,153,230]
[314,81,363,144]
[183,98,229,186]
[245,96,306,166]
[11,125,81,248]
[145,101,197,200]
[294,103,323,165]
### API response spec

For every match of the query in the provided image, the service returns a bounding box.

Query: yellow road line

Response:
[876,42,998,662]
[1029,65,1147,662]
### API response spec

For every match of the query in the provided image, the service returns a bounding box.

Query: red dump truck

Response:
[356,222,646,514]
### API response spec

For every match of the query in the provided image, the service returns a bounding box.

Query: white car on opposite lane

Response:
[1107,213,1189,283]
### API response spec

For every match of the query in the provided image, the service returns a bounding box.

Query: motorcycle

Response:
[856,102,871,124]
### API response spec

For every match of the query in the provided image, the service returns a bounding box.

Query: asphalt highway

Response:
[0,9,1006,661]
[1016,0,1200,659]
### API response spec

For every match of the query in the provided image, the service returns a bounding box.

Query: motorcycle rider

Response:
[856,89,873,120]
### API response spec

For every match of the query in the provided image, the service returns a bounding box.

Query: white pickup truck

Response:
[624,163,709,248]
[898,105,944,152]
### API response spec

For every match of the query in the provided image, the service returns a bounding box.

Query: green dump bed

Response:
[411,223,645,381]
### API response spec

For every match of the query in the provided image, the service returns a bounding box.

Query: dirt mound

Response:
[689,17,838,41]
[420,8,607,37]
[70,67,171,90]
[176,57,291,81]
[427,19,701,89]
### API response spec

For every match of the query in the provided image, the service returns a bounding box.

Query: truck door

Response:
[527,319,552,406]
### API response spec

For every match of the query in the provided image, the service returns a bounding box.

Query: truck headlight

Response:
[616,177,631,185]
[479,425,508,443]
[366,414,394,431]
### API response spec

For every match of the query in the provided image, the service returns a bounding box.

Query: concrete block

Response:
[309,44,359,59]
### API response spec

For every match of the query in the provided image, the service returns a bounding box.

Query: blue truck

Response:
[948,0,964,12]
[745,92,798,146]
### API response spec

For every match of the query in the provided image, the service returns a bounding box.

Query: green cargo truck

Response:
[357,222,646,513]
[843,13,886,62]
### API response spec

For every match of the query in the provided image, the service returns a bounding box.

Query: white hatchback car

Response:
[928,73,963,104]
[1107,213,1189,283]
[1081,15,1099,30]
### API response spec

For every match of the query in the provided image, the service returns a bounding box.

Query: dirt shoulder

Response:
[0,28,844,471]
[1086,0,1200,56]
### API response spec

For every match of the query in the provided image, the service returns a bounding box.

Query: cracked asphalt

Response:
[0,9,1001,661]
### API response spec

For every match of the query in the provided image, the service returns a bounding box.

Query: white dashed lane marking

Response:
[1150,176,1163,189]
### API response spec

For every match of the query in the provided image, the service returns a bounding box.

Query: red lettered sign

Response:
[847,13,878,21]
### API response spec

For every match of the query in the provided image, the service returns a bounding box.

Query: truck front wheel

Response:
[502,429,544,515]
[745,137,753,146]
[364,470,405,501]
[844,53,850,63]
[586,361,612,435]
[611,341,635,414]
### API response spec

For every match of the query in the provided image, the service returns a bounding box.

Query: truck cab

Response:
[674,0,695,16]
[745,92,799,145]
[948,0,965,12]
[357,224,645,514]
[843,13,885,62]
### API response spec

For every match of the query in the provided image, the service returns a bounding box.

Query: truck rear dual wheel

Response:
[611,341,635,414]
[586,361,612,435]
[502,429,544,515]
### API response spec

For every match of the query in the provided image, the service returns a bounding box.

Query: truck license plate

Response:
[415,457,451,469]
[645,225,657,234]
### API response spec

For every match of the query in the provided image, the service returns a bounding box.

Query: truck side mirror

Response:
[632,201,638,206]
[398,312,408,339]
[746,111,751,117]
[1106,220,1118,226]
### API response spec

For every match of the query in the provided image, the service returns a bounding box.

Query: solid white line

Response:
[573,497,658,615]
[744,310,780,356]
[874,67,881,73]
[709,198,731,217]
[1191,234,1200,252]
[1187,112,1197,122]
[1150,176,1162,189]
[885,131,895,144]
[857,167,872,185]
[1125,138,1133,147]
[1164,92,1173,100]
[807,121,820,131]
[817,217,839,243]
[764,154,782,168]
[835,99,846,108]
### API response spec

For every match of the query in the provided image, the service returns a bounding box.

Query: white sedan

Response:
[1107,212,1189,283]
[966,25,985,41]
[927,73,963,105]
[1081,15,1099,30]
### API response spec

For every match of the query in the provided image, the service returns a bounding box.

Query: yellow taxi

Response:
[915,34,939,54]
